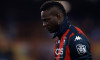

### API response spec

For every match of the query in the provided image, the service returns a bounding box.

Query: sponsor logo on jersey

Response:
[55,48,63,55]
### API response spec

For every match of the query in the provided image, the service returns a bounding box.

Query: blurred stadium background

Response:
[0,0,100,60]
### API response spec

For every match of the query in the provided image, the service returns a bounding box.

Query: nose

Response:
[43,22,46,27]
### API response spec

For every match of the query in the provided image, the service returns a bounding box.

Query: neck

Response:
[53,16,69,38]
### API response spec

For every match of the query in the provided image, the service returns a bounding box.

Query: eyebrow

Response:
[42,18,50,21]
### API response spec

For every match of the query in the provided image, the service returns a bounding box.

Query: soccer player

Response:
[40,1,92,60]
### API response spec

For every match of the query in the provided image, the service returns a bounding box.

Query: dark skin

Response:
[41,7,65,33]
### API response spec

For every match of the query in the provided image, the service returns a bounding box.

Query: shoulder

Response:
[70,26,85,35]
[66,26,92,59]
[68,26,91,51]
[69,34,89,45]
[69,26,90,45]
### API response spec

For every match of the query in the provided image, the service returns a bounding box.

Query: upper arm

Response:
[69,34,92,60]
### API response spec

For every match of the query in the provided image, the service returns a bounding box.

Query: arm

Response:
[69,34,92,60]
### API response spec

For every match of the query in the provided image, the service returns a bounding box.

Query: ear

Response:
[56,14,61,25]
[56,13,61,19]
[56,13,64,25]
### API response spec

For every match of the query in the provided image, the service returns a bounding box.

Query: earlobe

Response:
[57,17,61,25]
[56,14,61,18]
[58,20,61,25]
[56,13,64,26]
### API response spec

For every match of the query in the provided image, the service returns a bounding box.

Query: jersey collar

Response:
[53,16,71,38]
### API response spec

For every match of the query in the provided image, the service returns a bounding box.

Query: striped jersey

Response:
[53,17,92,60]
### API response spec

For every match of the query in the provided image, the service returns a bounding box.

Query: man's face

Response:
[41,10,59,33]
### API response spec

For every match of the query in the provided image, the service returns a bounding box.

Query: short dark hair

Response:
[40,1,66,17]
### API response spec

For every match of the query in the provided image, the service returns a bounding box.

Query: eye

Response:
[43,19,48,22]
[43,18,50,22]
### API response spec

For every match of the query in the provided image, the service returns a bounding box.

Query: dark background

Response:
[0,0,100,60]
